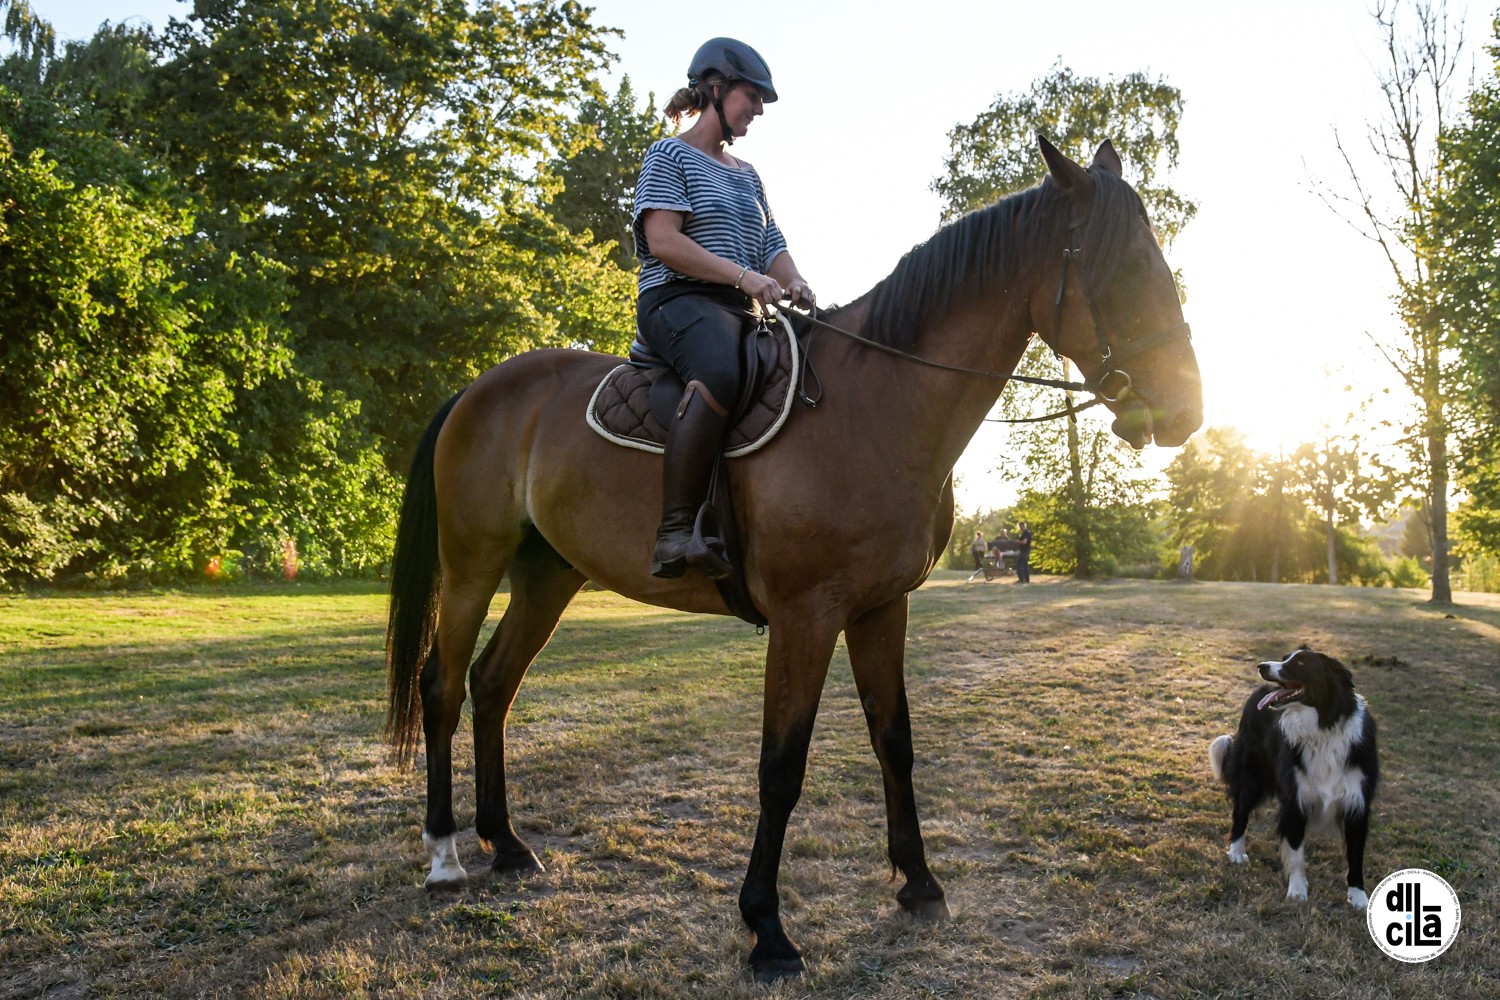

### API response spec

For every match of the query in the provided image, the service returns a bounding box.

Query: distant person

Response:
[633,38,815,580]
[1016,521,1033,583]
[969,530,987,572]
[987,529,1011,575]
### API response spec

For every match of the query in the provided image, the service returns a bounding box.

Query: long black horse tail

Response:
[386,390,464,767]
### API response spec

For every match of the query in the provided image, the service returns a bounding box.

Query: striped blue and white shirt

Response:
[632,137,789,293]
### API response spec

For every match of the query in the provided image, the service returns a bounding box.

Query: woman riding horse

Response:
[633,37,815,579]
[386,129,1202,982]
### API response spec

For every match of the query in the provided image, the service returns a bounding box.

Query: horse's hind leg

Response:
[471,529,585,874]
[420,558,510,891]
[845,594,949,920]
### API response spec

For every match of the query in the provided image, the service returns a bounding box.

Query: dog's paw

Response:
[1348,887,1369,911]
[1286,873,1308,901]
[1227,838,1248,864]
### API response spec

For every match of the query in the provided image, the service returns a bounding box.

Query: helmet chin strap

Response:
[710,85,735,145]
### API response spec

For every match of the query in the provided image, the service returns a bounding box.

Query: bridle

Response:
[1038,221,1193,411]
[780,229,1192,424]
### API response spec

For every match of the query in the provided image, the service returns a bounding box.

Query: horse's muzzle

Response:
[1110,397,1201,449]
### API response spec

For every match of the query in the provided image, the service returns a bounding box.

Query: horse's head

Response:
[1030,136,1202,449]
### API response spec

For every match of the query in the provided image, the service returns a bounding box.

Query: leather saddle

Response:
[587,318,800,456]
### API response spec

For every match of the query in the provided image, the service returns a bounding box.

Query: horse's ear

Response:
[1038,133,1091,198]
[1091,139,1123,176]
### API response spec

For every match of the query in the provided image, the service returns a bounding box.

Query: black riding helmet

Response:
[687,37,776,145]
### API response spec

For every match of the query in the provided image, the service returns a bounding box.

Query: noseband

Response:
[1041,236,1193,406]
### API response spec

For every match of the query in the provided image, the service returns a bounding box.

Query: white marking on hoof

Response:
[1348,887,1369,911]
[1227,837,1248,864]
[423,832,468,891]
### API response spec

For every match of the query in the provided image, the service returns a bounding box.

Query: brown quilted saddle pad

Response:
[587,324,800,457]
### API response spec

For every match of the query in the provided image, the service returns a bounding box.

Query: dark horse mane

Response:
[837,167,1151,351]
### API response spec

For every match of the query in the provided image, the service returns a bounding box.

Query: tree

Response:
[933,64,1196,576]
[1164,425,1409,586]
[545,75,671,271]
[1425,13,1500,559]
[934,63,1196,239]
[0,0,642,583]
[152,0,636,459]
[1,6,291,583]
[1320,0,1467,604]
[1290,427,1398,585]
[1164,427,1260,580]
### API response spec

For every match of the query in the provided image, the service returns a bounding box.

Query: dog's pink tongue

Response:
[1258,688,1285,711]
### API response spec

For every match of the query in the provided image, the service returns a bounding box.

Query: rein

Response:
[778,306,1093,394]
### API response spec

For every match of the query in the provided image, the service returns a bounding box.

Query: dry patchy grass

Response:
[0,576,1496,998]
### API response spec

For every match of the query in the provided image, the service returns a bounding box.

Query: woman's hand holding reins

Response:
[783,278,816,310]
[737,270,783,310]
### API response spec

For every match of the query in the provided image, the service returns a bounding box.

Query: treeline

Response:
[5,2,1497,593]
[0,0,661,584]
[947,422,1487,589]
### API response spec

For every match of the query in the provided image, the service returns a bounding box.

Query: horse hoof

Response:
[751,956,805,983]
[900,895,951,921]
[423,832,468,893]
[491,849,544,877]
[424,872,468,894]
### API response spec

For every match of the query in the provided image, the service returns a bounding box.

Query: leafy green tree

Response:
[1164,427,1260,580]
[933,64,1196,577]
[1322,0,1467,603]
[1164,426,1404,585]
[0,0,644,584]
[1426,13,1500,558]
[545,75,671,271]
[1289,427,1399,585]
[151,0,634,460]
[933,63,1196,240]
[1,6,293,583]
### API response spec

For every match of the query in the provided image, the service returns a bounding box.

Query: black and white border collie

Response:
[1208,648,1379,909]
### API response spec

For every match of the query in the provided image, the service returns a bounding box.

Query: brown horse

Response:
[385,137,1202,980]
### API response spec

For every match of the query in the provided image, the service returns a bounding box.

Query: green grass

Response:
[0,575,1496,998]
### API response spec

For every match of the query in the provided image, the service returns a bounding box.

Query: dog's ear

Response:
[1324,654,1354,687]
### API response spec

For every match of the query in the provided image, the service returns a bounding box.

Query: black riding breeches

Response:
[636,283,759,410]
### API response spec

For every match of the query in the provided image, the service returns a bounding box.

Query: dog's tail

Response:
[1208,735,1232,783]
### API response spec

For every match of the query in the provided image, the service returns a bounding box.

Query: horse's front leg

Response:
[845,594,948,919]
[739,608,840,982]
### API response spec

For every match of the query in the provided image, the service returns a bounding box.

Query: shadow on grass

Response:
[1439,597,1500,632]
[3,612,768,715]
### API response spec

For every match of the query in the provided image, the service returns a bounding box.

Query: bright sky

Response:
[33,0,1492,512]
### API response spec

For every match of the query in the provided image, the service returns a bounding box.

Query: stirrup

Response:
[686,495,733,580]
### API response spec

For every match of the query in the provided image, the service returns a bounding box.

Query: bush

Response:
[1385,556,1430,590]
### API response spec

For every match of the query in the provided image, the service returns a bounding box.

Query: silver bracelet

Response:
[734,267,748,290]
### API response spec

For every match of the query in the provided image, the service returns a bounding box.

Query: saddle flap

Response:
[587,322,801,458]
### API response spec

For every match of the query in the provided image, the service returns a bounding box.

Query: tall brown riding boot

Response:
[651,381,730,579]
